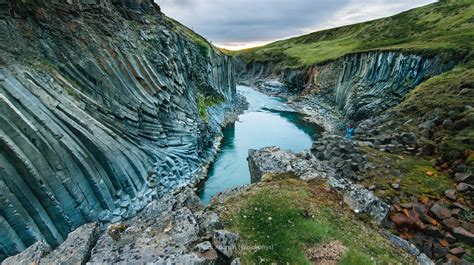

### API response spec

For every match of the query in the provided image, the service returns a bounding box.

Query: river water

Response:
[198,85,322,203]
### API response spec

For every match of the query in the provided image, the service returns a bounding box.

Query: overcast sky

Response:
[155,0,436,50]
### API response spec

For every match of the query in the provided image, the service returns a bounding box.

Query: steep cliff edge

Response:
[239,51,455,121]
[0,0,237,260]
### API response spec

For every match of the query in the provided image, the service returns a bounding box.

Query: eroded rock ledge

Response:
[2,188,240,265]
[248,145,389,223]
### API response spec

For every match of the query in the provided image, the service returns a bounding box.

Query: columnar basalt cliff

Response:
[238,51,455,121]
[0,0,236,259]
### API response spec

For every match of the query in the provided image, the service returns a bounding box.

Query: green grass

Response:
[213,179,414,264]
[167,17,213,57]
[387,62,474,162]
[361,147,455,200]
[236,0,474,69]
[460,242,474,263]
[197,93,224,121]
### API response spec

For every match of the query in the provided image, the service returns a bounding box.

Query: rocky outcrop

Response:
[238,51,455,121]
[0,0,237,260]
[247,146,389,223]
[3,188,240,264]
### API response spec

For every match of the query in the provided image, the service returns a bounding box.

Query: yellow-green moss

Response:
[361,147,454,200]
[197,93,224,121]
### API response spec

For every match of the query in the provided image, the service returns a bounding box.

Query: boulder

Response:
[442,218,460,230]
[429,204,451,220]
[197,211,223,236]
[419,120,435,130]
[213,230,239,258]
[455,182,471,192]
[2,241,50,265]
[444,189,457,200]
[442,118,453,129]
[425,226,443,238]
[445,232,457,243]
[40,223,99,265]
[248,147,297,183]
[194,241,213,253]
[448,247,465,256]
[454,172,473,184]
[452,227,474,244]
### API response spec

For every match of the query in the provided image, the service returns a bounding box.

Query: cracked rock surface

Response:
[3,188,240,264]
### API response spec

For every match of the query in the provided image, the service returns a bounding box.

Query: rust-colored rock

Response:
[448,247,465,256]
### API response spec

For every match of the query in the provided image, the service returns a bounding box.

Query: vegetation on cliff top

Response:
[236,0,474,69]
[167,17,213,56]
[212,179,415,264]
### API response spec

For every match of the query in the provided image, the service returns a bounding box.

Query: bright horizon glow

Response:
[217,41,273,51]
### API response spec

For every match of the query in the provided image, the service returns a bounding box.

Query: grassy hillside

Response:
[387,61,474,162]
[236,0,474,69]
[212,179,415,264]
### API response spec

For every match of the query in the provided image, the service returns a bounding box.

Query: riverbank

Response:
[244,79,343,134]
[236,75,474,264]
[193,94,249,192]
[197,85,323,203]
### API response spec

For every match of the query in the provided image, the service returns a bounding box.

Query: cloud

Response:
[155,0,436,50]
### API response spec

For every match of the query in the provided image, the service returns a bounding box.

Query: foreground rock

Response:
[1,241,50,265]
[3,188,239,264]
[248,146,389,223]
[2,223,99,265]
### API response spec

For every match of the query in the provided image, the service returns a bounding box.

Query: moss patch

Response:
[361,147,454,200]
[197,93,224,121]
[211,179,414,264]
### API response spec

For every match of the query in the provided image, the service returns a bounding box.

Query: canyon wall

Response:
[0,0,235,260]
[238,51,455,121]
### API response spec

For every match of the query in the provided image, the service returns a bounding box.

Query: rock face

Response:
[247,146,389,223]
[88,188,235,264]
[3,188,239,264]
[1,241,50,265]
[0,0,236,260]
[3,223,100,265]
[238,51,454,121]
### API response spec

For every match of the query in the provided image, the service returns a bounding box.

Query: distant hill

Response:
[236,0,474,69]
